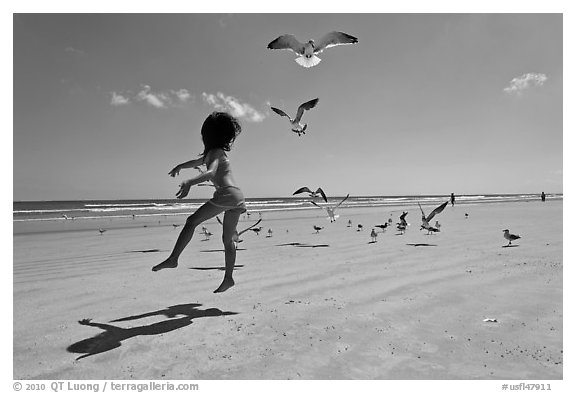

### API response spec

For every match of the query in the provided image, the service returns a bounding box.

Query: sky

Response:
[12,10,564,201]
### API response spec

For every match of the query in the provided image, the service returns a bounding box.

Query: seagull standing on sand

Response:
[267,31,359,68]
[370,228,378,242]
[98,229,106,235]
[503,229,521,247]
[200,226,212,240]
[293,186,328,203]
[357,224,363,232]
[271,99,319,136]
[267,228,273,238]
[314,225,324,234]
[311,194,350,223]
[418,201,449,235]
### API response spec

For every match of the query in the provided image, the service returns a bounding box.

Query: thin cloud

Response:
[504,73,548,95]
[64,46,85,56]
[109,86,193,108]
[110,92,130,106]
[136,85,166,108]
[171,89,192,103]
[202,92,266,122]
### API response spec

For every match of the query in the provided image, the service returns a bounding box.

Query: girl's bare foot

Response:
[213,277,235,293]
[152,258,178,271]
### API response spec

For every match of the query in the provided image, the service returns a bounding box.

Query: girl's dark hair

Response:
[200,112,242,160]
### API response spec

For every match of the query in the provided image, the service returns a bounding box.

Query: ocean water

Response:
[13,194,562,223]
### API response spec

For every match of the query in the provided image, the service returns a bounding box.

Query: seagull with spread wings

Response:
[267,31,358,68]
[217,217,263,248]
[396,212,409,234]
[418,201,449,235]
[311,194,350,223]
[271,98,319,136]
[292,186,328,203]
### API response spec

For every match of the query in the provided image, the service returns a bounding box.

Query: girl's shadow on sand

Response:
[67,303,237,360]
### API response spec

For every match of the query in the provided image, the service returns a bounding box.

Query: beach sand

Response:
[13,200,562,379]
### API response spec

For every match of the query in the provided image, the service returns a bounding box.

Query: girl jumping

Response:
[152,112,246,293]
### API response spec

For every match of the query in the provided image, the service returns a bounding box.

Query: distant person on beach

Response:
[541,192,546,202]
[450,193,455,207]
[152,112,246,294]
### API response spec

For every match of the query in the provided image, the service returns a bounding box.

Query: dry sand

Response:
[13,200,562,379]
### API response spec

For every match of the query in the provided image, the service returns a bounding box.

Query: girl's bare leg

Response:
[213,209,242,293]
[152,203,225,271]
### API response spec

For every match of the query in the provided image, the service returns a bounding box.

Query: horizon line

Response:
[12,192,564,203]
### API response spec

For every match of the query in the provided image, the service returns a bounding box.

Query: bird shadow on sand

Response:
[276,242,330,248]
[502,245,520,248]
[200,248,247,252]
[66,303,238,360]
[189,265,244,271]
[406,243,438,247]
[128,249,161,253]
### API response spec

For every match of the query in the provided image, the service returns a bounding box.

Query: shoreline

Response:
[13,198,561,236]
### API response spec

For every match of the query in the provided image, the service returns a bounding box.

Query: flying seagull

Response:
[311,194,350,222]
[217,217,263,248]
[271,98,319,136]
[249,226,263,236]
[293,186,328,203]
[418,201,449,235]
[267,31,358,68]
[502,229,521,247]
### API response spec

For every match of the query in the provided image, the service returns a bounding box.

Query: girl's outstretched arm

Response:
[175,151,221,199]
[169,157,205,177]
